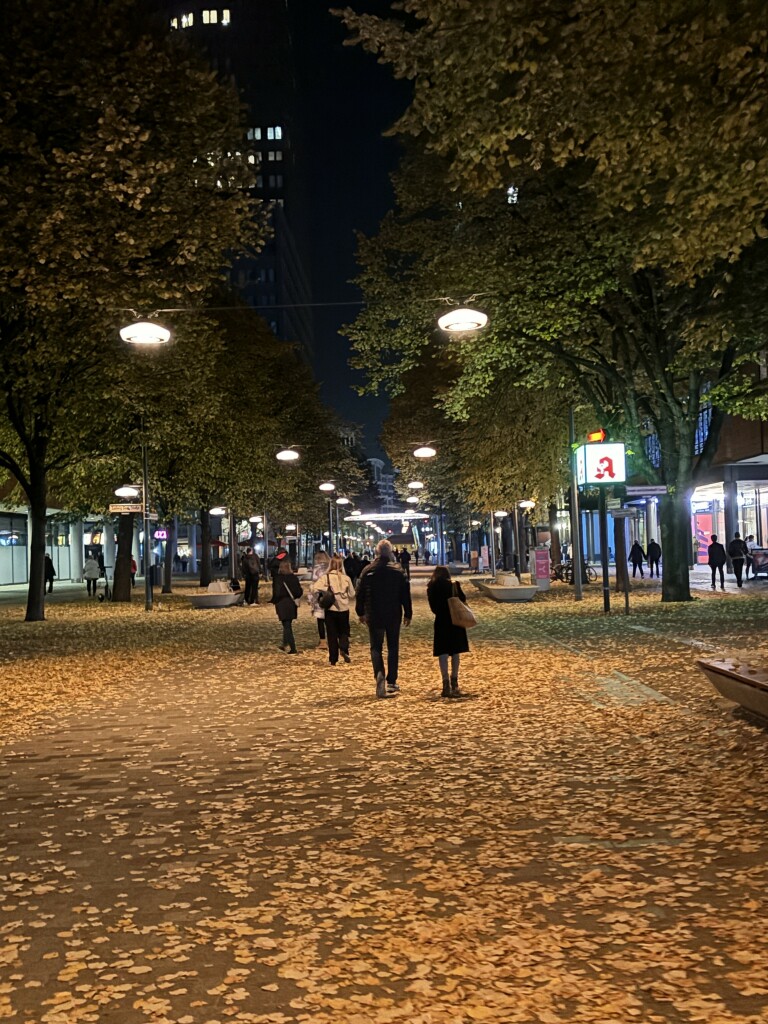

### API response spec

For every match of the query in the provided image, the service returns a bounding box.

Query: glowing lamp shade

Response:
[437,307,488,333]
[494,510,509,518]
[413,446,436,459]
[119,321,171,346]
[351,509,362,516]
[115,485,140,498]
[285,523,297,531]
[209,506,227,516]
[406,496,420,504]
[319,482,335,492]
[276,448,299,462]
[336,497,350,505]
[519,499,536,510]
[248,516,262,523]
[470,520,481,526]
[407,480,424,490]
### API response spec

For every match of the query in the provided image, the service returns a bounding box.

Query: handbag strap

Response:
[326,573,334,594]
[283,581,295,599]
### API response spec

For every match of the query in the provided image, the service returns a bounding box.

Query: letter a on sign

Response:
[576,443,626,485]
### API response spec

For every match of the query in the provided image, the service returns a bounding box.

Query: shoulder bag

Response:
[447,582,477,629]
[316,573,336,611]
[284,581,302,607]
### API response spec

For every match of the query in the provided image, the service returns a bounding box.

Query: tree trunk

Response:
[199,508,212,588]
[659,492,693,602]
[614,517,630,594]
[548,503,561,565]
[113,513,134,602]
[162,519,176,594]
[25,467,48,622]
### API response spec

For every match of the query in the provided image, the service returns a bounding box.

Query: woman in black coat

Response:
[271,560,302,654]
[427,565,470,698]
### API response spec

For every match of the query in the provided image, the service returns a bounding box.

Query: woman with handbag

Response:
[313,554,356,666]
[271,560,302,654]
[427,565,471,698]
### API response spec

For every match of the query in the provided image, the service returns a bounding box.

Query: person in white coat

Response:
[313,554,356,666]
[307,550,331,649]
[83,554,100,597]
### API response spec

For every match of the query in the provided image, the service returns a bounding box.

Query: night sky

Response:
[291,1,410,459]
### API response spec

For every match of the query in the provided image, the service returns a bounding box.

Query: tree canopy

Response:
[337,0,768,278]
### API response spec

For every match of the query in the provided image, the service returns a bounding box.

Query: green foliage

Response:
[337,0,768,279]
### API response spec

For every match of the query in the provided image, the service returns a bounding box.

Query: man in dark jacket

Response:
[240,546,261,605]
[356,539,412,698]
[647,539,662,578]
[708,534,727,590]
[727,532,748,588]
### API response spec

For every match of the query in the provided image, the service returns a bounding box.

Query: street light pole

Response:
[141,438,153,612]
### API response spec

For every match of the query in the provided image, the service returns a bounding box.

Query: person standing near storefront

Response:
[708,535,727,590]
[727,532,748,588]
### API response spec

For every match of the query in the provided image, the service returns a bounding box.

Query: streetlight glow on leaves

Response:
[209,506,227,516]
[319,482,335,492]
[413,446,436,459]
[407,480,424,489]
[276,447,300,462]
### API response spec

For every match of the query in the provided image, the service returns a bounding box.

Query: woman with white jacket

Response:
[313,554,356,666]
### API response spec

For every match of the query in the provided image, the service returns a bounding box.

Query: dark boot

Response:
[449,676,464,698]
[441,676,451,698]
[376,671,388,699]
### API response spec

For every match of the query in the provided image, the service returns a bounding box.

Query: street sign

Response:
[609,509,638,518]
[575,443,627,485]
[148,513,159,522]
[606,498,622,510]
[625,485,669,496]
[109,503,143,514]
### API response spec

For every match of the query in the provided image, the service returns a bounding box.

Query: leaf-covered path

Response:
[1,582,767,1023]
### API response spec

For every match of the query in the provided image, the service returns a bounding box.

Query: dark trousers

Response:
[368,621,401,685]
[86,578,97,596]
[316,617,326,640]
[281,619,296,652]
[45,577,54,593]
[631,561,644,578]
[710,564,725,587]
[648,558,660,578]
[732,558,745,587]
[325,610,350,664]
[244,573,260,604]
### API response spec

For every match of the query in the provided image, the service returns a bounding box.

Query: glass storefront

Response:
[0,514,29,585]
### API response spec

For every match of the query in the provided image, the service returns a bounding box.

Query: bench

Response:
[695,657,768,719]
[188,580,244,609]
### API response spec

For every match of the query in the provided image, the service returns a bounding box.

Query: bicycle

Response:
[551,560,597,584]
[98,566,113,602]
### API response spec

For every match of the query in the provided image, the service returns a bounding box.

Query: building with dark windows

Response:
[159,0,314,355]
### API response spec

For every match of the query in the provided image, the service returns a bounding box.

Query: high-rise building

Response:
[158,1,313,355]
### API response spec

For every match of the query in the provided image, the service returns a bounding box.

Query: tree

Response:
[0,0,264,620]
[345,151,768,600]
[337,0,768,279]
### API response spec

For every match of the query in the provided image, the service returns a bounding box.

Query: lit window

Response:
[267,126,283,141]
[268,174,284,188]
[248,154,256,165]
[181,12,194,28]
[222,9,231,25]
[170,17,178,29]
[267,150,283,162]
[203,9,218,23]
[506,185,519,204]
[246,127,262,141]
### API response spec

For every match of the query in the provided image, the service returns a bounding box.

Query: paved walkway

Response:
[1,581,767,1023]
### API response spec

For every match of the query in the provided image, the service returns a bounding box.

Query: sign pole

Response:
[598,486,610,614]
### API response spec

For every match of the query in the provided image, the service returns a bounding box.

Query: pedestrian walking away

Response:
[745,534,757,579]
[629,540,646,579]
[708,534,727,590]
[240,545,261,605]
[44,554,56,594]
[399,547,411,579]
[355,539,412,699]
[427,565,470,698]
[83,554,100,597]
[727,531,748,588]
[271,560,302,654]
[647,538,662,578]
[313,555,356,666]
[130,556,138,588]
[307,550,331,650]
